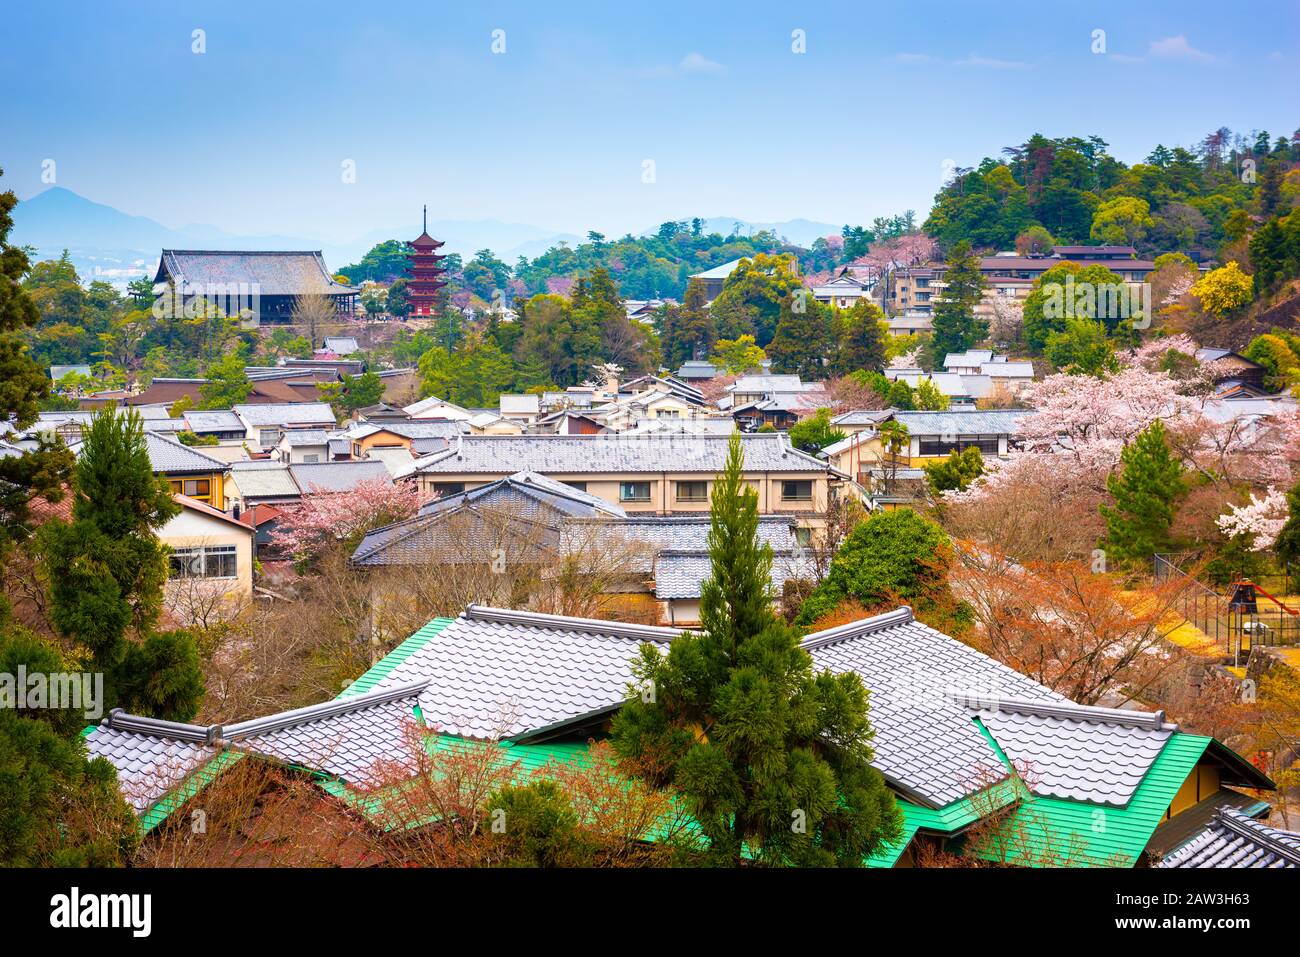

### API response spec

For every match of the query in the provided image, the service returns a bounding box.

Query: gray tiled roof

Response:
[71,432,227,475]
[952,695,1173,806]
[234,402,337,427]
[348,420,466,441]
[158,250,358,296]
[802,609,1067,806]
[352,471,623,567]
[890,409,1030,436]
[652,548,812,600]
[290,460,392,493]
[229,461,302,500]
[85,682,430,811]
[1158,808,1300,868]
[84,724,218,813]
[280,429,332,447]
[831,409,894,426]
[730,374,805,393]
[223,682,427,786]
[371,606,682,740]
[183,410,245,433]
[399,434,829,478]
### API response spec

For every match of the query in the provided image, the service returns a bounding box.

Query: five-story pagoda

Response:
[406,205,448,317]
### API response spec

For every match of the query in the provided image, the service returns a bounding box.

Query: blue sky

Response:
[2,0,1297,241]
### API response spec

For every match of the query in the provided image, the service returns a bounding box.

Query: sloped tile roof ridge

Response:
[950,694,1174,731]
[222,679,431,741]
[102,680,430,746]
[102,710,215,744]
[1216,808,1300,865]
[799,606,915,650]
[463,604,684,642]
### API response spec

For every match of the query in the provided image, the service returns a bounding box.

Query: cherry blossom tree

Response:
[1217,488,1289,551]
[271,479,422,563]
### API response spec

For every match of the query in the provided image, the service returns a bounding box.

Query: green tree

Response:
[486,781,594,867]
[0,170,74,555]
[796,508,954,625]
[1099,419,1185,564]
[199,351,253,409]
[709,335,767,375]
[709,253,803,347]
[787,408,846,453]
[660,278,714,368]
[419,330,515,407]
[1275,478,1300,572]
[924,446,984,494]
[611,433,900,866]
[319,370,384,419]
[912,378,948,411]
[832,300,888,376]
[1044,318,1119,376]
[767,293,833,378]
[930,241,987,360]
[37,407,204,719]
[1090,196,1154,246]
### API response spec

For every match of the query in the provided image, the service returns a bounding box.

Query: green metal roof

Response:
[337,617,455,698]
[970,724,1213,868]
[867,779,1021,867]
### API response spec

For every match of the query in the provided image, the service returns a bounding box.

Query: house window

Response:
[171,478,212,500]
[676,481,708,503]
[260,429,282,449]
[917,437,1001,456]
[781,480,813,502]
[303,454,320,464]
[169,545,238,579]
[620,481,652,503]
[564,481,587,493]
[432,482,465,497]
[794,527,813,547]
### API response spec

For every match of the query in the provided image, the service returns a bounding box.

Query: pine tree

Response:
[1100,419,1186,563]
[611,433,900,866]
[930,240,987,360]
[38,407,205,719]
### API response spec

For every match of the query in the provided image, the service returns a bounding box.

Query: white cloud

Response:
[678,52,725,74]
[1147,35,1217,63]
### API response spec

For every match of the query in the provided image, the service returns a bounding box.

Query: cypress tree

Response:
[1100,419,1186,563]
[611,433,900,866]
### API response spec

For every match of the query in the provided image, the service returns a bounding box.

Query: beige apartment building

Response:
[395,433,844,540]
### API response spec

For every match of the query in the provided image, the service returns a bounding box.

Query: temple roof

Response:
[154,250,358,296]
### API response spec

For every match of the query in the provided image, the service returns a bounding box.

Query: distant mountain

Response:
[645,216,842,248]
[8,188,841,290]
[10,187,340,286]
[9,187,585,287]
